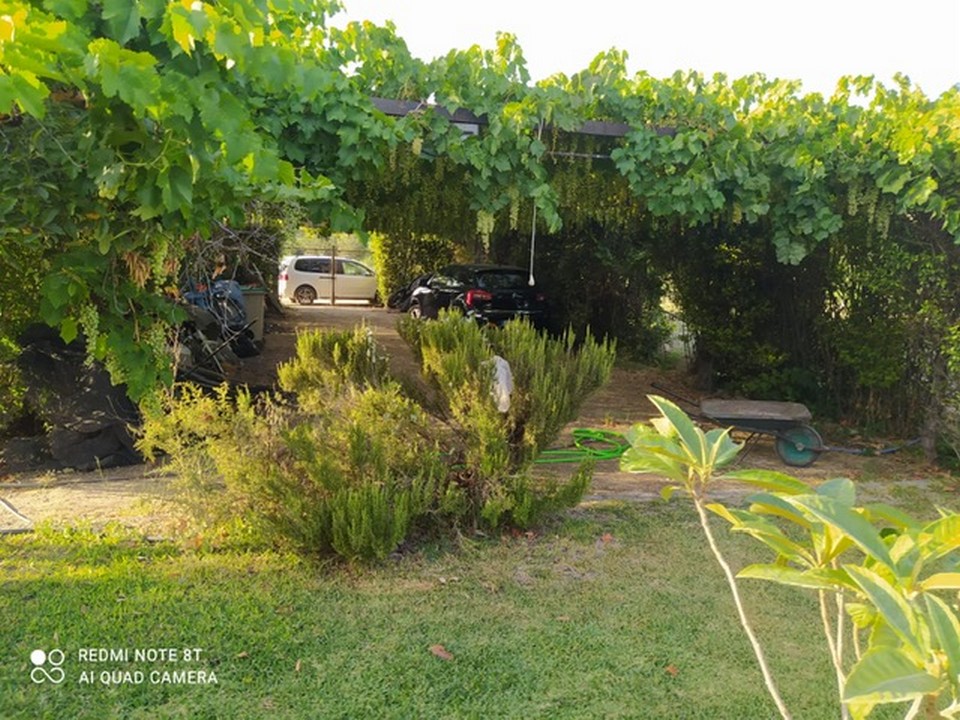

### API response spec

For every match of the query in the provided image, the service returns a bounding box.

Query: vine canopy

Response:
[0,0,959,407]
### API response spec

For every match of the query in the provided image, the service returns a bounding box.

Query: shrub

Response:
[277,324,390,399]
[492,321,616,464]
[400,312,615,527]
[140,318,615,559]
[139,352,445,562]
[263,385,444,561]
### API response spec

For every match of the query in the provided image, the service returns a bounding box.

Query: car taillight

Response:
[465,289,492,307]
[280,272,288,281]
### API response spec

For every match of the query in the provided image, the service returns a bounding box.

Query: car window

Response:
[341,261,372,276]
[477,270,528,290]
[452,267,476,285]
[294,257,330,274]
[430,271,463,289]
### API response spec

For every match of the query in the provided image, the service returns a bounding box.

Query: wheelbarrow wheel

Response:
[775,425,823,467]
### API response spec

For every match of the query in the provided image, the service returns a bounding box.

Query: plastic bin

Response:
[240,287,266,342]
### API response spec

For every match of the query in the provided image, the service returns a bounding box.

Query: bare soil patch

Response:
[0,304,942,533]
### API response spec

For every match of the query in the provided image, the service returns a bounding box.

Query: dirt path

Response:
[0,464,179,536]
[0,304,940,534]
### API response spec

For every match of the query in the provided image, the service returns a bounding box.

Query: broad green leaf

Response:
[816,477,856,506]
[919,514,960,562]
[876,167,912,194]
[86,39,159,111]
[704,427,741,469]
[846,698,876,720]
[706,502,739,525]
[36,0,87,20]
[818,523,856,566]
[0,70,49,118]
[846,565,922,655]
[96,226,111,255]
[620,434,687,467]
[738,563,852,591]
[925,594,960,691]
[722,469,809,495]
[621,422,649,446]
[747,492,812,528]
[212,21,248,64]
[888,533,918,572]
[159,164,193,213]
[792,495,894,570]
[60,317,78,344]
[102,0,142,44]
[620,426,690,480]
[648,395,706,466]
[920,573,960,591]
[139,0,166,19]
[846,602,878,629]
[902,176,938,207]
[869,618,904,649]
[276,158,295,186]
[169,7,197,54]
[734,522,817,564]
[619,448,685,482]
[97,163,124,200]
[134,181,163,219]
[660,485,680,501]
[843,648,940,703]
[0,75,18,116]
[708,504,816,564]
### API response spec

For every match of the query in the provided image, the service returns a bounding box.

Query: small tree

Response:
[621,397,960,719]
[619,396,792,718]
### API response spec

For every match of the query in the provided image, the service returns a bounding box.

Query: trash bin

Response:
[240,286,266,342]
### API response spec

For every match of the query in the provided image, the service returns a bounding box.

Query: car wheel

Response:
[408,302,422,319]
[294,285,317,305]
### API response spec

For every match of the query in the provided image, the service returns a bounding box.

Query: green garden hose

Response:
[535,428,630,464]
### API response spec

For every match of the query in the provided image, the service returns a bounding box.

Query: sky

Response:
[331,0,960,98]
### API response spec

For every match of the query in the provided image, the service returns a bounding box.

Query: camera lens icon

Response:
[30,649,65,684]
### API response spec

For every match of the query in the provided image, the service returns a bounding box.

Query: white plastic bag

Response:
[491,355,514,413]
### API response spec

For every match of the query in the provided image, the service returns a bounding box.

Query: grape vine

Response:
[1,1,959,439]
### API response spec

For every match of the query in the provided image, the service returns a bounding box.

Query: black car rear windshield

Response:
[476,270,528,290]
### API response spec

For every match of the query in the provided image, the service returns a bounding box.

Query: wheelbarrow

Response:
[652,384,920,468]
[699,399,823,467]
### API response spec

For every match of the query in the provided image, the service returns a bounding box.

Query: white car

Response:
[279,256,378,305]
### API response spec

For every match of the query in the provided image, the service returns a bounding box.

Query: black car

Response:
[403,264,547,326]
[386,273,430,312]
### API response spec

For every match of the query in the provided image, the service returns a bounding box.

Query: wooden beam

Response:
[370,97,485,126]
[369,97,674,138]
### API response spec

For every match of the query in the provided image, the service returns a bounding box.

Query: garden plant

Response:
[139,317,615,561]
[622,396,960,719]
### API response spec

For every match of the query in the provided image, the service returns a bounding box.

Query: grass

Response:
[1,490,954,719]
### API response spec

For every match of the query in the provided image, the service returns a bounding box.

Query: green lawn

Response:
[2,489,950,719]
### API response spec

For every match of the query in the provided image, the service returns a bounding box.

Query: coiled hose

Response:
[535,428,630,464]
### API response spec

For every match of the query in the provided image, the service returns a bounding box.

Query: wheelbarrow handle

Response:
[649,382,700,412]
